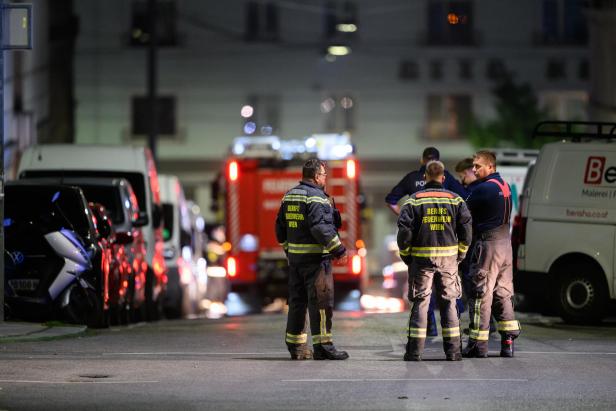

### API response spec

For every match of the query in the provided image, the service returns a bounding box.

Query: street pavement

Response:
[1,307,616,411]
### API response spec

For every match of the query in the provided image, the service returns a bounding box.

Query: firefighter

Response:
[386,147,468,337]
[397,160,472,361]
[462,150,521,358]
[275,158,349,361]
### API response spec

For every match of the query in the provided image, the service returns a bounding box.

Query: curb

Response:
[0,324,88,343]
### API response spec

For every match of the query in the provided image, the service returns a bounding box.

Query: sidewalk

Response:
[0,321,87,342]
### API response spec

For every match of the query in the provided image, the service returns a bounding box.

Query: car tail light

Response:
[226,256,237,277]
[228,161,239,182]
[346,159,356,179]
[351,255,361,275]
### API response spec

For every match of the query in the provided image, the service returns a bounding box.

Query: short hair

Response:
[474,150,497,168]
[425,160,445,181]
[302,158,326,179]
[422,147,440,162]
[455,158,474,173]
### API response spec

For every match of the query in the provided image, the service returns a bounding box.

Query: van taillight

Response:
[346,159,356,179]
[226,256,237,277]
[512,215,527,245]
[228,161,239,182]
[351,255,361,275]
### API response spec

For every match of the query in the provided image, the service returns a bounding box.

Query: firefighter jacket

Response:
[397,182,473,263]
[385,166,468,206]
[275,180,346,264]
[465,172,512,236]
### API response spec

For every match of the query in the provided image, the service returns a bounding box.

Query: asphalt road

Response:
[1,309,616,411]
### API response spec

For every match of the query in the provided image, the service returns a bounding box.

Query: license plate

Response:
[9,279,39,291]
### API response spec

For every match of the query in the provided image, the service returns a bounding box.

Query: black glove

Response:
[331,245,347,259]
[457,253,466,264]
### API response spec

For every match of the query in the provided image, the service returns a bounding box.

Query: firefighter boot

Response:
[500,335,515,358]
[287,344,313,360]
[403,338,424,361]
[444,338,462,361]
[462,339,488,358]
[313,343,349,360]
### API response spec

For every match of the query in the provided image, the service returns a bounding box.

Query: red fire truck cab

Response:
[220,134,367,310]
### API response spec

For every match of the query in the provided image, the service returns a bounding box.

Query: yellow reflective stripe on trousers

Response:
[442,327,461,338]
[407,327,427,338]
[469,329,490,341]
[410,245,458,257]
[285,333,307,344]
[312,334,333,344]
[497,320,521,332]
[325,236,341,252]
[473,299,481,332]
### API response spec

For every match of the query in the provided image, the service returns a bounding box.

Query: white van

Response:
[514,121,616,324]
[158,174,202,318]
[17,144,167,320]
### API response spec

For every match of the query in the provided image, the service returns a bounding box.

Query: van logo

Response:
[584,156,616,185]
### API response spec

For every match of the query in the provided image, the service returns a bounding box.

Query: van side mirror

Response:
[133,211,149,227]
[152,204,163,229]
[115,231,134,245]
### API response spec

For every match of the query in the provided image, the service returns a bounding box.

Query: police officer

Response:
[397,160,472,361]
[275,158,349,361]
[386,147,468,336]
[462,150,521,358]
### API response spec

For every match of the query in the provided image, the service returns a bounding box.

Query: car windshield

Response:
[5,185,92,238]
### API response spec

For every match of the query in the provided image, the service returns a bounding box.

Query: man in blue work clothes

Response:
[462,150,521,358]
[386,147,467,336]
[276,158,349,361]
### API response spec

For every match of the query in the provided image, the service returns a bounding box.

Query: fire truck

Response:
[218,134,367,310]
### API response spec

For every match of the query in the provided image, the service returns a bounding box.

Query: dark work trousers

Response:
[467,226,521,349]
[285,259,335,347]
[407,257,462,357]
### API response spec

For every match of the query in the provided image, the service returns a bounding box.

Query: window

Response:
[536,0,587,45]
[324,1,358,41]
[244,1,280,42]
[430,60,444,81]
[425,95,471,140]
[546,59,566,80]
[130,0,178,47]
[486,58,506,80]
[578,59,589,80]
[242,95,281,136]
[540,91,587,120]
[131,96,176,136]
[321,95,355,133]
[399,60,419,80]
[427,0,475,46]
[459,59,473,80]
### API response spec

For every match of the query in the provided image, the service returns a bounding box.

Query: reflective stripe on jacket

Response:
[275,181,345,264]
[397,182,473,261]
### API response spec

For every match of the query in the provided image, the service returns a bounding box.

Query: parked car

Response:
[159,174,200,318]
[18,145,167,321]
[88,202,134,325]
[4,182,112,327]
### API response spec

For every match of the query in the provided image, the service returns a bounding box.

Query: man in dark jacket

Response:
[397,160,472,361]
[462,150,521,358]
[386,147,468,336]
[275,158,349,361]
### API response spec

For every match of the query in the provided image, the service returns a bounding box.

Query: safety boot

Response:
[500,336,515,358]
[446,352,462,361]
[313,343,349,360]
[287,344,313,360]
[461,339,488,358]
[403,339,423,361]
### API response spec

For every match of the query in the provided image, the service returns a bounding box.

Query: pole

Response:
[147,0,158,163]
[0,0,6,323]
